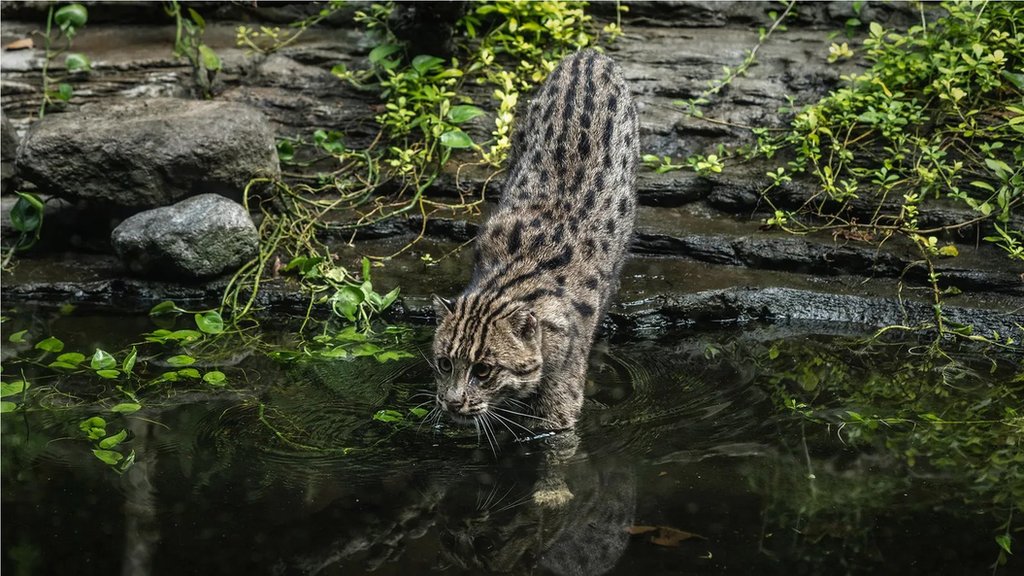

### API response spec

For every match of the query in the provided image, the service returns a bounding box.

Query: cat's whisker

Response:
[490,409,535,437]
[477,414,498,458]
[492,492,535,514]
[493,406,559,427]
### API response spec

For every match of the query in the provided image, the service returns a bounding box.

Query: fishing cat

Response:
[432,49,638,433]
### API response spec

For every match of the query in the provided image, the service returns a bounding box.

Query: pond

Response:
[2,310,1021,575]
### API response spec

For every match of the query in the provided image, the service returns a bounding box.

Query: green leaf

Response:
[409,407,429,418]
[10,193,43,233]
[64,52,91,72]
[79,416,106,439]
[439,129,474,149]
[54,3,88,30]
[996,534,1012,555]
[0,401,16,413]
[110,403,141,414]
[203,371,226,386]
[198,44,221,71]
[0,380,28,398]
[168,329,203,342]
[8,329,28,343]
[351,343,381,357]
[379,286,400,309]
[187,7,206,28]
[368,44,401,65]
[276,140,295,163]
[95,369,120,379]
[372,409,404,423]
[150,301,184,316]
[375,350,414,362]
[99,429,128,449]
[195,310,225,334]
[166,355,195,367]
[176,368,201,379]
[92,449,123,465]
[34,336,64,353]
[868,21,883,37]
[331,286,364,321]
[447,105,485,124]
[90,349,116,370]
[1002,70,1024,92]
[47,361,79,370]
[57,352,86,365]
[411,55,445,74]
[122,347,137,374]
[56,83,73,101]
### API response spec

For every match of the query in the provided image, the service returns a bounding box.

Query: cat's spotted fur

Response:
[433,49,638,431]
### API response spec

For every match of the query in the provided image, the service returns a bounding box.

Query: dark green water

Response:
[2,313,1021,575]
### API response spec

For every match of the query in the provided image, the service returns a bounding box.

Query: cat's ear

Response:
[432,295,454,322]
[509,308,538,341]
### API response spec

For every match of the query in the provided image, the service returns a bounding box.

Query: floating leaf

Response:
[372,409,404,423]
[627,525,704,547]
[8,329,28,343]
[166,355,195,367]
[375,350,415,362]
[95,369,120,379]
[150,301,184,316]
[203,371,226,386]
[409,407,429,418]
[79,416,106,439]
[47,361,79,370]
[92,449,123,465]
[91,349,116,370]
[34,336,64,353]
[0,401,16,413]
[176,368,201,379]
[110,403,141,414]
[98,429,128,449]
[195,310,224,334]
[351,343,381,357]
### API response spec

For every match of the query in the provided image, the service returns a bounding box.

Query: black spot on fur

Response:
[601,239,611,252]
[529,233,546,252]
[539,245,574,271]
[530,217,542,228]
[585,276,599,290]
[579,132,591,160]
[507,221,523,254]
[573,300,595,318]
[606,219,616,234]
[618,196,629,216]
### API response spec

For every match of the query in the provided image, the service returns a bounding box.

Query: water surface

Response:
[2,313,1019,575]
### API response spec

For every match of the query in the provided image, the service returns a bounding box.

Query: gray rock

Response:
[110,194,259,279]
[16,98,279,208]
[1,111,19,194]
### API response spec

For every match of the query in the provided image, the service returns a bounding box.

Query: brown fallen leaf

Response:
[5,38,34,51]
[627,525,704,547]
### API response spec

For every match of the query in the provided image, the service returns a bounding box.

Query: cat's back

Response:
[476,50,638,282]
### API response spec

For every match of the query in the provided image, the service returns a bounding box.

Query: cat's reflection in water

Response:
[435,434,637,575]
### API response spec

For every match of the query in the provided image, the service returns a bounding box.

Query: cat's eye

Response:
[471,363,492,380]
[437,357,453,373]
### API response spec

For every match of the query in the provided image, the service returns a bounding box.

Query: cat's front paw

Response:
[532,477,574,508]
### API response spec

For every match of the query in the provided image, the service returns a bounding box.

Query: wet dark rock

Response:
[16,98,279,209]
[1,110,19,194]
[110,194,259,279]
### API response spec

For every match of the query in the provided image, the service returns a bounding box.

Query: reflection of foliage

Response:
[758,337,1023,565]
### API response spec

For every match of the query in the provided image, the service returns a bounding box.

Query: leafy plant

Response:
[165,1,222,98]
[236,0,347,55]
[36,3,91,117]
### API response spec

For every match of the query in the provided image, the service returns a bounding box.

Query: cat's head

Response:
[431,295,542,424]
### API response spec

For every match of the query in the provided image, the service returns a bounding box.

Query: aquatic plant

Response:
[165,1,221,98]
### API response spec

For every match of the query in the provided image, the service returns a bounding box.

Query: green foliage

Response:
[269,324,413,364]
[756,1,1023,263]
[77,416,134,473]
[36,3,91,118]
[236,0,347,54]
[165,1,221,98]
